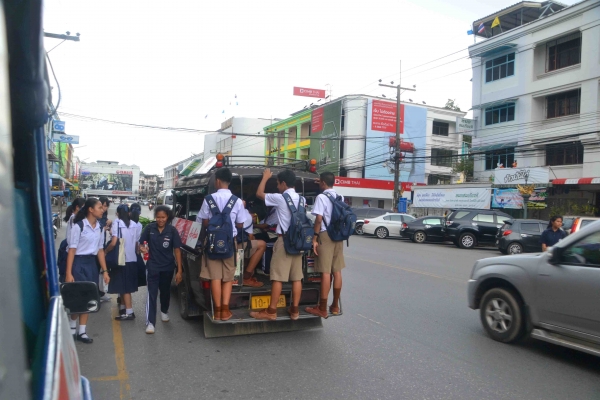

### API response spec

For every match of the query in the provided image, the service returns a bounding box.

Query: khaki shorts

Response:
[315,231,346,274]
[270,237,303,282]
[237,240,259,258]
[200,254,235,282]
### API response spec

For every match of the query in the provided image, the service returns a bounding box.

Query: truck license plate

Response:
[251,295,286,310]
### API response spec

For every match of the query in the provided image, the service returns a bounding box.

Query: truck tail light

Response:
[571,218,580,233]
[364,220,370,224]
[502,230,512,236]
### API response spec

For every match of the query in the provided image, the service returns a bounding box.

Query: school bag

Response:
[58,220,85,276]
[205,194,237,259]
[282,193,314,255]
[323,192,357,245]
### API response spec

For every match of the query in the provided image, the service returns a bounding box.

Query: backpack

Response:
[282,193,314,255]
[58,220,84,275]
[236,222,252,244]
[205,194,237,260]
[323,192,357,245]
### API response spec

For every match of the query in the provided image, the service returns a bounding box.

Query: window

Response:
[484,148,515,170]
[561,231,600,266]
[473,214,495,223]
[368,209,386,218]
[452,211,470,220]
[390,215,403,221]
[427,174,452,185]
[521,223,541,232]
[423,218,442,225]
[383,216,391,221]
[485,53,515,82]
[545,141,583,166]
[378,200,384,208]
[431,148,456,167]
[402,215,415,222]
[546,32,581,72]
[432,121,449,136]
[485,103,515,125]
[546,89,580,119]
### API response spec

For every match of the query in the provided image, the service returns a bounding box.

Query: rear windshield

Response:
[581,219,596,228]
[520,222,541,232]
[562,217,575,229]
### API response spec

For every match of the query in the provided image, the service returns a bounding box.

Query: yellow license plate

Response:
[250,295,286,310]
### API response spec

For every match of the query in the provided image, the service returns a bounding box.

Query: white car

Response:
[362,213,416,239]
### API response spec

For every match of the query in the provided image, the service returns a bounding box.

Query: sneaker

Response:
[161,312,170,322]
[288,307,300,321]
[77,333,93,344]
[329,305,340,315]
[305,306,328,319]
[114,313,136,321]
[243,276,264,288]
[146,323,155,334]
[100,294,112,302]
[249,309,277,321]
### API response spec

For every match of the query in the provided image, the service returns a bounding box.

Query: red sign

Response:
[311,107,324,133]
[116,170,133,175]
[371,100,404,134]
[293,87,326,98]
[334,177,425,191]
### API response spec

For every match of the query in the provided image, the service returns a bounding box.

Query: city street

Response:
[59,205,600,400]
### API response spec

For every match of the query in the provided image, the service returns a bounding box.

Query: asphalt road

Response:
[57,204,600,400]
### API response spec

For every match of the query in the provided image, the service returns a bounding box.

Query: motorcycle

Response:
[148,203,154,211]
[52,213,59,239]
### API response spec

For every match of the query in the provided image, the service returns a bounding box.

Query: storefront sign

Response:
[334,177,424,192]
[492,188,547,209]
[311,107,324,133]
[173,218,201,248]
[293,87,326,98]
[413,187,491,209]
[371,100,404,134]
[456,117,475,136]
[494,167,549,185]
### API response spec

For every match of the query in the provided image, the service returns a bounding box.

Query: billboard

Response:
[413,187,491,209]
[494,167,549,185]
[492,188,547,209]
[310,101,342,174]
[80,163,140,196]
[293,87,326,98]
[365,100,427,184]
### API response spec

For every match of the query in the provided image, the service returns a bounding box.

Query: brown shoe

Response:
[305,306,328,319]
[221,305,232,321]
[250,309,277,321]
[288,307,300,321]
[329,305,340,315]
[213,306,221,321]
[243,277,264,288]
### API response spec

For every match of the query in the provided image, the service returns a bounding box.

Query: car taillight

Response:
[401,223,408,229]
[364,220,370,224]
[446,220,453,226]
[571,219,580,233]
[502,230,512,236]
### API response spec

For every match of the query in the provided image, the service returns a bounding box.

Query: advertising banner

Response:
[80,163,140,196]
[310,101,342,174]
[492,188,547,209]
[456,117,475,136]
[494,167,549,185]
[293,87,326,98]
[413,187,491,209]
[365,99,427,184]
[172,218,202,248]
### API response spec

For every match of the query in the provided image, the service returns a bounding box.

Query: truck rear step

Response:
[203,311,323,338]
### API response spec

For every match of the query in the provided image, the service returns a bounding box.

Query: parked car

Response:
[351,207,388,235]
[362,213,415,239]
[141,200,149,206]
[468,220,600,356]
[400,216,446,243]
[444,209,511,249]
[496,219,547,254]
[561,216,577,234]
[570,216,600,234]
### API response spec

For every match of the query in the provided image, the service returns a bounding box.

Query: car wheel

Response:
[375,227,389,239]
[507,242,523,255]
[355,223,364,235]
[414,231,427,243]
[459,233,476,249]
[480,288,525,343]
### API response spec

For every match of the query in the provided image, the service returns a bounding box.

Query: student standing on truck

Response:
[251,168,304,321]
[65,198,110,344]
[140,206,183,334]
[196,168,245,321]
[238,202,267,288]
[106,205,140,321]
[306,172,345,318]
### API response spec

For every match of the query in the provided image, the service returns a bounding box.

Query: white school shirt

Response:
[196,189,245,236]
[65,214,75,245]
[312,189,344,232]
[264,208,278,225]
[241,209,254,235]
[111,219,140,263]
[264,189,305,234]
[69,218,104,255]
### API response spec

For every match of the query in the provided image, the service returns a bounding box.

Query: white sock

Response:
[78,325,87,335]
[126,308,133,315]
[119,304,126,310]
[69,318,77,329]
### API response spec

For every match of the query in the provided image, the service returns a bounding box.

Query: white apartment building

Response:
[469,0,600,211]
[216,117,274,164]
[139,172,159,198]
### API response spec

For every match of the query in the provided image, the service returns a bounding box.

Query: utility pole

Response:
[379,60,415,212]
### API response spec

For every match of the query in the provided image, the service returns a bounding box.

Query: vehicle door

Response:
[519,222,543,252]
[422,217,444,240]
[472,213,497,243]
[387,214,404,237]
[535,230,600,340]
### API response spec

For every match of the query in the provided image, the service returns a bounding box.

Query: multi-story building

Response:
[139,172,159,198]
[164,154,203,189]
[216,117,274,164]
[469,0,600,216]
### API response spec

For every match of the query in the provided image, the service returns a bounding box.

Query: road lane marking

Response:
[91,376,120,382]
[346,255,465,284]
[111,305,131,400]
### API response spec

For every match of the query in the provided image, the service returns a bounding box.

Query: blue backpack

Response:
[205,194,237,259]
[282,193,314,255]
[323,192,357,244]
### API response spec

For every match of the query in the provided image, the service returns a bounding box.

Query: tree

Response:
[445,99,461,112]
[452,156,473,178]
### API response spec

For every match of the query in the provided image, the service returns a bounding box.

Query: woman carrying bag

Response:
[106,204,141,321]
[129,203,147,288]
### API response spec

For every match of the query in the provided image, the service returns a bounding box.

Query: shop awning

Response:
[552,177,600,185]
[470,98,518,110]
[471,141,518,152]
[47,151,60,162]
[49,173,74,186]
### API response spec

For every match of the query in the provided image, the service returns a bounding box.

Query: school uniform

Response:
[312,189,346,274]
[107,219,140,294]
[196,189,245,282]
[140,222,182,326]
[264,189,305,282]
[68,218,104,283]
[237,209,260,258]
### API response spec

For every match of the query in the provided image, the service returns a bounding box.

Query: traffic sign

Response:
[52,120,65,132]
[52,134,79,144]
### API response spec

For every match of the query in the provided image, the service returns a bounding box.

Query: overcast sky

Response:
[43,0,579,175]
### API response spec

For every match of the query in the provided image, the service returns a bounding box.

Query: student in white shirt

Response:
[64,197,86,245]
[65,198,110,344]
[196,168,245,321]
[237,204,266,288]
[251,168,304,321]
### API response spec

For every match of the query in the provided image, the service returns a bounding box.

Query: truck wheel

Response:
[355,223,364,235]
[459,233,476,249]
[480,288,525,343]
[178,282,191,320]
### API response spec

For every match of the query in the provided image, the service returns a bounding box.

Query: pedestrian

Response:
[541,215,567,251]
[140,206,183,334]
[97,196,113,301]
[65,198,110,344]
[58,197,86,283]
[106,204,140,321]
[130,203,147,290]
[64,197,86,243]
[238,201,266,288]
[251,168,304,321]
[196,168,245,321]
[306,172,345,318]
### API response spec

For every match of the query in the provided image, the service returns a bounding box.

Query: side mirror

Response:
[547,247,561,265]
[60,282,101,314]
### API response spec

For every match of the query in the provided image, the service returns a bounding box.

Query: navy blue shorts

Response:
[72,255,97,282]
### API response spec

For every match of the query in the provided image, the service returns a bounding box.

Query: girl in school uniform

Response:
[65,198,110,344]
[106,204,141,321]
[64,197,86,244]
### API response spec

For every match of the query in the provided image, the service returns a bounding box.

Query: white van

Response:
[156,189,174,209]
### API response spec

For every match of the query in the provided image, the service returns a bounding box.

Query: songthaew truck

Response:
[171,155,342,338]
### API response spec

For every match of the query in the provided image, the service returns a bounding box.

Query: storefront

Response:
[334,177,422,210]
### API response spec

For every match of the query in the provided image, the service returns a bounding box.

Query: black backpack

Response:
[323,192,357,244]
[205,194,237,260]
[282,193,314,255]
[58,220,84,275]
